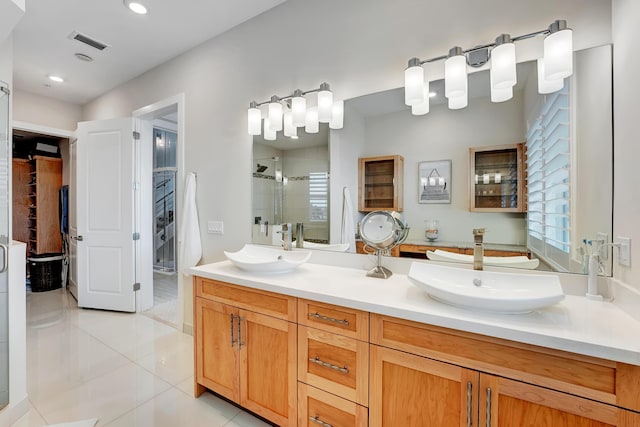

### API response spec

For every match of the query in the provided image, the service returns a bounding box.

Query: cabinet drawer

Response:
[298,383,368,427]
[298,299,369,341]
[195,277,296,321]
[370,313,633,409]
[298,326,369,406]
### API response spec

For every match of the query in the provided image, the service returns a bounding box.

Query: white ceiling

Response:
[12,0,286,105]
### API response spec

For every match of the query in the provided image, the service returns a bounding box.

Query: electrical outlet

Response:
[615,236,631,267]
[208,221,224,235]
[596,232,609,260]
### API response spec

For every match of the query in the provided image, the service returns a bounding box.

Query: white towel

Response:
[341,187,356,253]
[179,172,202,273]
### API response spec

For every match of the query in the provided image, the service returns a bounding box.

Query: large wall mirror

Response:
[252,44,613,276]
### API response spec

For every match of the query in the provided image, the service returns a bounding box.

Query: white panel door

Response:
[69,139,78,299]
[74,118,136,312]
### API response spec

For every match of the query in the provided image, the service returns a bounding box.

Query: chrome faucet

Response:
[295,223,304,248]
[281,223,293,251]
[473,228,486,270]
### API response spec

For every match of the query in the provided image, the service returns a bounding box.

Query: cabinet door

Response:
[194,298,239,401]
[358,155,404,212]
[239,309,297,426]
[469,143,525,212]
[370,345,478,427]
[479,374,640,427]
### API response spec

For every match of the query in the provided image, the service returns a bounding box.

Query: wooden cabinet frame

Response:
[358,155,404,212]
[469,143,525,212]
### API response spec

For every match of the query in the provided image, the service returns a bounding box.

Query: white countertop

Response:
[188,260,640,366]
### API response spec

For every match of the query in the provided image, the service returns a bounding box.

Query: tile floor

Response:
[12,289,272,427]
[142,273,179,327]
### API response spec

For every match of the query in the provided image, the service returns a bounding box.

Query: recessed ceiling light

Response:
[428,92,437,98]
[48,75,64,83]
[124,0,149,15]
[74,53,93,62]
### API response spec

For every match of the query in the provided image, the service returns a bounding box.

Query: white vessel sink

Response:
[293,240,350,252]
[427,249,540,270]
[408,262,564,313]
[224,244,311,273]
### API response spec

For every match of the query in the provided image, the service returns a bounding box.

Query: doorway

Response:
[133,95,185,330]
[146,118,179,326]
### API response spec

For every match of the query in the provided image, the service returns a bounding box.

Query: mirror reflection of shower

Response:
[253,156,284,226]
[153,128,177,272]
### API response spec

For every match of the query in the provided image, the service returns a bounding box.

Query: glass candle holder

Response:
[425,219,439,241]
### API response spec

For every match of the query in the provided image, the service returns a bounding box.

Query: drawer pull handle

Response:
[467,381,472,427]
[309,416,333,427]
[230,314,236,347]
[486,387,492,427]
[309,357,349,374]
[308,312,350,326]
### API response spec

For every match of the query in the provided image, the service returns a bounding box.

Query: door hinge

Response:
[133,283,141,292]
[132,131,141,140]
[133,232,140,240]
[0,87,9,95]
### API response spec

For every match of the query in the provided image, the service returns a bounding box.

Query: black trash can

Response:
[29,254,63,292]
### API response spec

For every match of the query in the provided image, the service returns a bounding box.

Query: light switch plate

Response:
[615,236,631,267]
[208,221,224,235]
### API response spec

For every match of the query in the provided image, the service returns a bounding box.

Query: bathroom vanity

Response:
[189,259,640,426]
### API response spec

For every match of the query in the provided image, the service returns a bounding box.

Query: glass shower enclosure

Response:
[0,82,10,409]
[153,128,177,272]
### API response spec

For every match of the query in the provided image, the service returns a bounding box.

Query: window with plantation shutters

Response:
[309,172,328,222]
[526,82,571,271]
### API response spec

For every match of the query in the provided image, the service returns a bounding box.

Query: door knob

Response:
[71,235,84,241]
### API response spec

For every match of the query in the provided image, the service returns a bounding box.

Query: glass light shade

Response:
[490,43,517,89]
[544,28,573,80]
[247,107,262,135]
[404,66,425,106]
[329,100,344,129]
[318,90,333,123]
[268,101,283,131]
[264,120,276,141]
[448,94,467,110]
[537,59,564,94]
[305,107,319,134]
[291,96,306,127]
[491,85,513,103]
[411,82,430,116]
[445,54,467,99]
[283,112,297,138]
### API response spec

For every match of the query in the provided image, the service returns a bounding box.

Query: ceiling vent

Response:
[68,31,110,51]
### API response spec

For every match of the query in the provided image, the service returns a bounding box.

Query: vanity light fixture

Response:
[404,19,573,114]
[247,82,344,136]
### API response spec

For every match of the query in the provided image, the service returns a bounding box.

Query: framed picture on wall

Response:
[419,160,451,204]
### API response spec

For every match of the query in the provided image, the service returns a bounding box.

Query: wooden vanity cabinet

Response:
[469,143,525,212]
[358,155,404,212]
[370,313,640,427]
[194,278,297,426]
[192,276,640,426]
